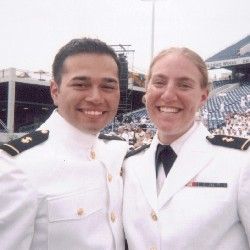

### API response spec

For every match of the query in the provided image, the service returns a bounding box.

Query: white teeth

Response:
[159,107,179,113]
[84,111,103,116]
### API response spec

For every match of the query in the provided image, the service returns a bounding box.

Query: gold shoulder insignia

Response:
[0,130,49,156]
[206,134,250,151]
[125,144,150,158]
[98,133,125,141]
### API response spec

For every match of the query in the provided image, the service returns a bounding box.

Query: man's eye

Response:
[72,82,88,88]
[102,82,118,90]
[104,84,114,89]
[73,83,83,87]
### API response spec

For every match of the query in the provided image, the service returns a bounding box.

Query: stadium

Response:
[0,35,249,144]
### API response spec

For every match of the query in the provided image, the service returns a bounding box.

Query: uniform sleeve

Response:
[0,167,38,250]
[238,156,250,245]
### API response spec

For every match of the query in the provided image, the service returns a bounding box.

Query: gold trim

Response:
[222,137,234,142]
[90,149,96,160]
[241,139,250,150]
[77,208,84,216]
[3,144,20,154]
[151,210,158,221]
[108,174,113,182]
[110,212,116,223]
[207,134,215,139]
[21,136,32,144]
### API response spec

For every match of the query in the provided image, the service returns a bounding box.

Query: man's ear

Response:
[50,80,60,106]
[142,94,146,104]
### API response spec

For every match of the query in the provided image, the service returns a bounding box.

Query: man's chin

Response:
[76,118,112,134]
[81,124,107,135]
[83,127,102,135]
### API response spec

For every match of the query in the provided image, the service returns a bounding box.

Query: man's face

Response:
[51,53,120,134]
[145,52,208,144]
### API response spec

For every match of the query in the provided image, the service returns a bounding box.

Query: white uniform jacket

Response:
[123,123,250,250]
[0,111,128,250]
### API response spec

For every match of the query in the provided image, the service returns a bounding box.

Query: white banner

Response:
[206,56,250,69]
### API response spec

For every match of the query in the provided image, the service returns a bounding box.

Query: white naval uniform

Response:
[0,110,128,250]
[123,122,250,250]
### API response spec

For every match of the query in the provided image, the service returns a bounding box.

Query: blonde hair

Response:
[147,47,209,89]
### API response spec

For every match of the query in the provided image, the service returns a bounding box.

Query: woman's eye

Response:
[179,82,192,88]
[152,80,164,86]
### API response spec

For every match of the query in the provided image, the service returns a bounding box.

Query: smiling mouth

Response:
[84,110,103,116]
[158,107,180,113]
[77,109,105,116]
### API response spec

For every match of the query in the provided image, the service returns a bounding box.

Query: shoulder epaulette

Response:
[98,133,125,141]
[206,134,250,151]
[125,144,150,158]
[0,130,49,156]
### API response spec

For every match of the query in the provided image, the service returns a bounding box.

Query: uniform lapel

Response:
[133,140,158,211]
[158,124,214,209]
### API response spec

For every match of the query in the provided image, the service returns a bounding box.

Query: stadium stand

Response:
[1,36,249,144]
[105,35,250,145]
[206,35,250,62]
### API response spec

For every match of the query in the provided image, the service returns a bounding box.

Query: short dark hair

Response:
[52,37,120,84]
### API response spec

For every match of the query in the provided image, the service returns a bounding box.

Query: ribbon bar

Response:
[188,182,228,188]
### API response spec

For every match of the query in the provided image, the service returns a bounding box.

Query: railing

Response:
[0,68,52,82]
[0,119,8,133]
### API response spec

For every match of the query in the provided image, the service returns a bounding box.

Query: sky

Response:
[0,0,249,75]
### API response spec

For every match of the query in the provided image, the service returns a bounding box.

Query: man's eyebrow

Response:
[71,76,119,84]
[71,76,89,81]
[102,77,119,83]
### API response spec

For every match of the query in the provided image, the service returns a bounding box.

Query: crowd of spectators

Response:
[106,115,155,150]
[210,112,250,138]
[106,110,250,149]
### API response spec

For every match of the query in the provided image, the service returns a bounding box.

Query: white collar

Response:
[39,109,99,150]
[154,122,199,155]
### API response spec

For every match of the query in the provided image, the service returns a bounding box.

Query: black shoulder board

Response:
[0,130,49,156]
[98,133,125,141]
[125,144,150,158]
[206,134,250,151]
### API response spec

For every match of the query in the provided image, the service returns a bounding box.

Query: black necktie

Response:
[155,144,177,177]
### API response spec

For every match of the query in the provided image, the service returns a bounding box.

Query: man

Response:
[123,47,250,249]
[0,38,128,250]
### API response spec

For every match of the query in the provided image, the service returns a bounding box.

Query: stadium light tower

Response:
[141,0,168,60]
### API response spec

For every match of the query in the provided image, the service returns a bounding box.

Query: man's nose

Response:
[85,87,102,103]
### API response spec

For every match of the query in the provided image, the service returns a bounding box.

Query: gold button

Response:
[151,210,158,221]
[110,212,116,223]
[77,208,84,216]
[90,149,96,160]
[108,174,112,182]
